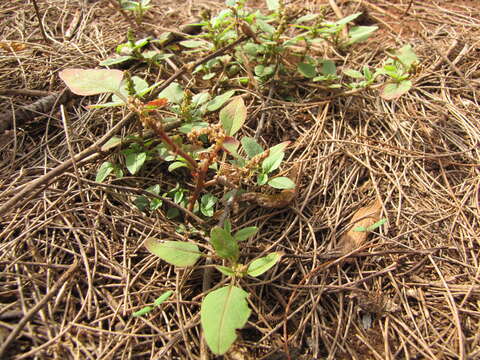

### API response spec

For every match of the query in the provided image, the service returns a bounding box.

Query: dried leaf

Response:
[246,189,295,208]
[0,41,27,52]
[338,199,382,254]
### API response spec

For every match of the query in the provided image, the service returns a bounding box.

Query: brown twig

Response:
[0,88,53,97]
[0,259,78,358]
[0,89,74,133]
[31,0,50,43]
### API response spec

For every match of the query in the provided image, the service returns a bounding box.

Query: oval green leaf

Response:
[158,82,184,104]
[201,285,251,355]
[59,68,124,96]
[215,265,236,277]
[347,26,378,45]
[343,69,364,79]
[100,136,122,151]
[210,227,239,260]
[380,80,412,100]
[241,137,264,159]
[99,56,133,67]
[96,162,114,182]
[233,226,258,242]
[267,177,295,189]
[206,90,235,112]
[126,152,146,175]
[220,96,247,136]
[247,252,282,277]
[297,62,316,78]
[144,239,202,267]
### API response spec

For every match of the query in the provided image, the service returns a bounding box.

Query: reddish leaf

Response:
[59,68,123,96]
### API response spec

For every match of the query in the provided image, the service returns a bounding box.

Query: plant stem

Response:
[31,0,49,43]
[142,114,198,170]
[188,139,224,212]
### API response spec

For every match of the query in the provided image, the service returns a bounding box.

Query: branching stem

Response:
[142,114,198,170]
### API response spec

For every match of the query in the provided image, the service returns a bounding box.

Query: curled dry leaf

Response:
[338,199,382,255]
[239,163,300,208]
[0,41,27,52]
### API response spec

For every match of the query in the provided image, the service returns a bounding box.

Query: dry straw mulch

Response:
[1,0,479,359]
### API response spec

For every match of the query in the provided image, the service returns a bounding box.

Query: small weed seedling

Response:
[118,0,152,25]
[144,222,282,355]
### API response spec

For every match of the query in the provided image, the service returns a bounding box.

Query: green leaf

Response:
[132,306,153,317]
[257,173,268,185]
[321,60,336,75]
[101,136,122,151]
[180,39,211,49]
[244,43,264,56]
[192,92,211,107]
[134,196,149,211]
[125,152,146,175]
[335,12,362,25]
[215,265,236,276]
[262,149,284,173]
[266,0,279,11]
[59,68,124,96]
[295,14,319,23]
[202,73,216,80]
[354,218,387,232]
[297,62,316,78]
[343,69,364,79]
[241,137,263,159]
[96,162,114,182]
[380,80,412,100]
[201,194,217,217]
[144,239,202,267]
[158,82,184,104]
[154,290,173,306]
[224,219,232,234]
[220,96,247,136]
[201,194,217,209]
[210,226,239,259]
[233,226,258,242]
[254,64,265,77]
[363,66,373,81]
[206,90,236,111]
[99,56,133,66]
[247,252,282,277]
[112,76,149,104]
[166,207,180,219]
[346,26,378,45]
[256,18,275,35]
[388,44,418,70]
[146,184,160,195]
[267,176,295,189]
[201,285,251,355]
[168,161,188,172]
[149,198,162,210]
[260,142,289,173]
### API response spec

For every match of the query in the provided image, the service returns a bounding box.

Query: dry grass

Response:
[1,0,479,359]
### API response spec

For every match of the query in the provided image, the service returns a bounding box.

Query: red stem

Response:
[143,115,197,170]
[188,139,224,211]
